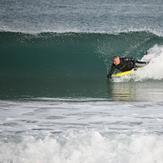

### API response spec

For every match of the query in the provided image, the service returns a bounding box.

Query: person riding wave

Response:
[107,56,147,79]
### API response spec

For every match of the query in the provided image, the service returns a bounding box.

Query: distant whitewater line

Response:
[0,27,163,37]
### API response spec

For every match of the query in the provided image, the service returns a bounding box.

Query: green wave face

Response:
[0,31,163,98]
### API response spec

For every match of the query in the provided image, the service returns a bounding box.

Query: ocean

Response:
[1,0,163,162]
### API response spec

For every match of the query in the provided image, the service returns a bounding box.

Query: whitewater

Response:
[136,45,163,80]
[1,99,163,163]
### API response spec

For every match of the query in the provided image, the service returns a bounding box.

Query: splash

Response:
[135,45,163,80]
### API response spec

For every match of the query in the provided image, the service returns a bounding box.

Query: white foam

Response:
[1,131,163,163]
[135,45,163,81]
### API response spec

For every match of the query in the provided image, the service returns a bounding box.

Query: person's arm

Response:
[123,56,147,64]
[135,60,148,64]
[123,56,148,65]
[123,56,135,62]
[107,64,115,79]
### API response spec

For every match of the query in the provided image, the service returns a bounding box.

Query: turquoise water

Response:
[1,31,163,99]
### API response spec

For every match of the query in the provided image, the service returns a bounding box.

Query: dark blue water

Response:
[1,0,163,34]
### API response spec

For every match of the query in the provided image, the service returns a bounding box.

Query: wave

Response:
[1,130,163,163]
[0,31,163,98]
[1,30,162,77]
[0,31,157,69]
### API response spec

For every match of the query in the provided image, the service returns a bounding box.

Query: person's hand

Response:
[107,74,112,79]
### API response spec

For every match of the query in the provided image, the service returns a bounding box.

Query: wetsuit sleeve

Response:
[107,64,115,79]
[123,56,135,62]
[122,56,148,64]
[135,60,147,64]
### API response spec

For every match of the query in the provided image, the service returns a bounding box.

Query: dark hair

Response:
[112,56,119,60]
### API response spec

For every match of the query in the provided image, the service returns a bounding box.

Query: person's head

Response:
[112,56,121,65]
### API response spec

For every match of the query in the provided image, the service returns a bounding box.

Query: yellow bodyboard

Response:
[112,70,133,77]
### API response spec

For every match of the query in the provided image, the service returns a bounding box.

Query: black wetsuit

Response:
[107,57,147,78]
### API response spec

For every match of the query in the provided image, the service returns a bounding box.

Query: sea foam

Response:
[0,131,163,163]
[136,45,163,80]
